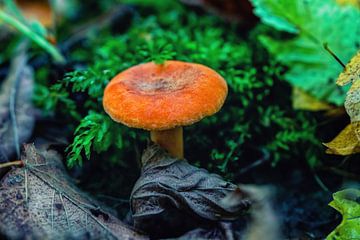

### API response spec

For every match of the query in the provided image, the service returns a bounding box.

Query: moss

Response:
[33,1,322,179]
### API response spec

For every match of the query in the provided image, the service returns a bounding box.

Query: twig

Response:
[235,148,270,177]
[313,173,330,193]
[323,43,346,68]
[320,166,360,181]
[0,160,23,168]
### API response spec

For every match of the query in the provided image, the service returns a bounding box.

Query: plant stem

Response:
[0,160,23,168]
[0,10,65,64]
[323,43,346,68]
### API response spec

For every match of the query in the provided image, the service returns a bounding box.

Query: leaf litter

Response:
[0,144,146,239]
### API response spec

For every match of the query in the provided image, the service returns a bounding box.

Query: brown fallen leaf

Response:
[323,124,360,155]
[0,45,35,162]
[16,0,53,27]
[175,185,281,240]
[131,144,251,238]
[0,144,146,239]
[292,87,334,111]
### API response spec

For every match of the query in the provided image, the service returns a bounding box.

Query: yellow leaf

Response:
[292,87,333,111]
[345,79,360,141]
[336,0,360,8]
[337,51,360,86]
[323,124,360,155]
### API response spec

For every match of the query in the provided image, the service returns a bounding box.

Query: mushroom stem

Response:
[150,127,183,159]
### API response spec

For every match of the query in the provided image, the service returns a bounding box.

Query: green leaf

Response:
[251,0,360,105]
[327,189,360,240]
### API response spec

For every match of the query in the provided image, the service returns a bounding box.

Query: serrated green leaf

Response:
[327,189,360,240]
[251,0,360,105]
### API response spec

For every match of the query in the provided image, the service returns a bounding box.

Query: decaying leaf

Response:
[131,144,251,238]
[323,124,360,155]
[345,80,360,141]
[337,51,360,86]
[338,51,360,141]
[0,144,146,239]
[0,48,35,162]
[326,188,360,240]
[175,185,281,240]
[325,51,360,155]
[292,87,333,111]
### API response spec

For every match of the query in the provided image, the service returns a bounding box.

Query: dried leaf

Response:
[335,51,360,143]
[292,87,333,111]
[337,51,360,86]
[176,185,281,240]
[0,49,35,162]
[0,144,146,239]
[131,144,251,238]
[323,124,360,155]
[344,79,360,141]
[16,0,53,27]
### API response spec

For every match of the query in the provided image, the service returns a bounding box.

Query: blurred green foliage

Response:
[251,0,360,105]
[33,1,322,176]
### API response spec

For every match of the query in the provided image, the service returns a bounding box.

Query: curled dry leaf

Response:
[337,51,360,86]
[176,185,281,240]
[325,51,360,155]
[323,124,360,155]
[0,49,35,162]
[0,144,146,239]
[130,144,251,238]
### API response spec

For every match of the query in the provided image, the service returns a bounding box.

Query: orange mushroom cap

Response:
[103,60,228,131]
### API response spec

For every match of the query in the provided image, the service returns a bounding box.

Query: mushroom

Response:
[103,60,227,158]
